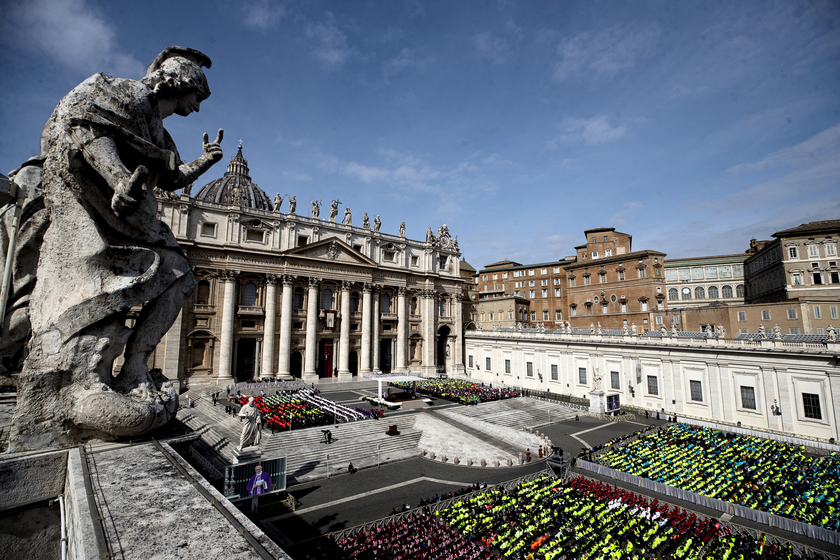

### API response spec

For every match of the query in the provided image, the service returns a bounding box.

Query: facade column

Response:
[396,287,408,372]
[217,270,237,382]
[372,285,381,373]
[254,338,262,378]
[261,274,278,378]
[452,293,465,375]
[303,277,320,382]
[338,280,352,379]
[421,287,437,377]
[277,275,295,377]
[360,283,372,374]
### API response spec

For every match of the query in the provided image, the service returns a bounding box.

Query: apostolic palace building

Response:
[150,146,465,387]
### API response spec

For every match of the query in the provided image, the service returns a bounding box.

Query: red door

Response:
[320,340,334,377]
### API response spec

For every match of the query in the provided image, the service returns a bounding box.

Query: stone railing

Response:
[237,305,264,316]
[467,329,839,353]
[192,304,216,314]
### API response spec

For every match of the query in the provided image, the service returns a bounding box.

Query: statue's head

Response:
[248,396,255,404]
[143,47,212,109]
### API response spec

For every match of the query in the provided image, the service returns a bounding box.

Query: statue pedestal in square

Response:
[232,446,262,464]
[589,390,606,414]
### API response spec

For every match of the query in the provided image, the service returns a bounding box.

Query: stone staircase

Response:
[261,416,422,484]
[447,398,578,429]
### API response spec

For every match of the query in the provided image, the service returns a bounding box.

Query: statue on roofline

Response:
[9,46,225,451]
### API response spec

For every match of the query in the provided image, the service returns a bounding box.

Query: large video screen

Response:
[224,457,287,502]
[606,394,620,412]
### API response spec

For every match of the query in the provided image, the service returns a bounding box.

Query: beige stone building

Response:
[151,146,465,387]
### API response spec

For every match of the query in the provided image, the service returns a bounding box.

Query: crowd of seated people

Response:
[390,379,518,405]
[337,474,828,560]
[239,392,335,431]
[337,512,493,559]
[594,424,840,531]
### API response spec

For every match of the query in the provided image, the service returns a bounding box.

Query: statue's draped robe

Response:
[34,73,192,346]
[238,403,262,449]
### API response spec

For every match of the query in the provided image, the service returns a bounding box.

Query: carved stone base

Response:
[232,446,262,464]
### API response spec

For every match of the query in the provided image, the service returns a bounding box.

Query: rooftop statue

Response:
[273,193,284,212]
[311,199,320,218]
[362,212,369,229]
[9,46,224,451]
[398,221,404,237]
[343,207,352,226]
[288,195,296,213]
[375,215,382,233]
[329,199,340,222]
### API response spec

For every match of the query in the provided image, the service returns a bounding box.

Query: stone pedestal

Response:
[589,390,606,414]
[232,446,262,464]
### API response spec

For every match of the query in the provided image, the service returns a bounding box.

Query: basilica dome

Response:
[194,145,273,211]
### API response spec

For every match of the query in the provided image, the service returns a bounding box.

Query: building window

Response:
[526,362,533,376]
[721,285,733,298]
[802,393,821,419]
[583,276,591,286]
[529,281,535,287]
[740,386,756,410]
[541,289,548,297]
[297,235,309,247]
[200,222,217,237]
[554,267,561,273]
[605,249,612,256]
[638,268,646,279]
[761,310,770,321]
[599,273,606,283]
[808,245,819,257]
[554,288,561,297]
[708,286,719,299]
[439,300,448,317]
[505,359,511,373]
[551,364,558,380]
[690,380,703,402]
[542,310,549,320]
[789,247,798,259]
[647,375,658,396]
[502,273,508,279]
[529,270,535,276]
[621,302,627,313]
[468,355,473,368]
[571,306,577,316]
[737,311,746,322]
[578,367,587,385]
[602,304,608,314]
[410,255,419,267]
[323,288,337,310]
[245,228,264,243]
[618,270,625,281]
[683,290,692,301]
[787,308,797,320]
[241,283,257,306]
[293,289,304,310]
[695,287,705,299]
[591,237,596,243]
[790,327,800,334]
[555,310,562,320]
[381,293,391,313]
[656,316,663,325]
[791,272,803,285]
[640,300,648,311]
[514,291,520,297]
[826,243,836,256]
[531,311,536,321]
[831,306,838,320]
[541,268,547,275]
[541,279,548,286]
[569,277,576,287]
[529,290,535,298]
[814,306,822,319]
[489,312,494,320]
[610,371,619,390]
[350,293,359,312]
[736,284,745,298]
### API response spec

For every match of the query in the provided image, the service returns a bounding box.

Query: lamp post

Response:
[326,454,330,478]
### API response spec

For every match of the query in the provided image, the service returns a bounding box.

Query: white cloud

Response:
[1,0,142,77]
[243,0,286,30]
[383,48,435,82]
[552,22,661,82]
[305,16,357,68]
[473,32,512,65]
[549,116,628,147]
[727,123,840,175]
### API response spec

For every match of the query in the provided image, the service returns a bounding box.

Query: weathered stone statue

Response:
[758,324,767,339]
[311,199,320,218]
[828,324,837,342]
[288,195,296,214]
[717,324,726,338]
[10,47,224,451]
[631,324,638,335]
[237,396,262,451]
[343,207,352,225]
[426,227,434,242]
[773,324,782,339]
[329,200,340,222]
[272,193,284,212]
[362,212,369,229]
[374,215,382,233]
[398,221,404,237]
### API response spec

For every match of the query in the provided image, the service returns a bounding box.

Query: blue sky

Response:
[1,0,838,268]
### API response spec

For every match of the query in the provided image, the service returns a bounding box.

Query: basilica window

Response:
[802,393,821,420]
[721,285,733,298]
[350,293,359,312]
[241,283,257,306]
[708,286,719,299]
[695,287,705,299]
[439,300,447,317]
[293,289,304,310]
[381,293,391,313]
[200,222,217,237]
[196,280,211,305]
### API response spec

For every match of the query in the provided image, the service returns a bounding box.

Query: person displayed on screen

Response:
[246,464,271,512]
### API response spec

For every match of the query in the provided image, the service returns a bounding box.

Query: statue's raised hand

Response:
[202,128,224,163]
[112,165,149,216]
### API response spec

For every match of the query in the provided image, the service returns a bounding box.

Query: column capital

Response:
[341,279,354,292]
[282,274,296,287]
[371,283,381,294]
[421,289,436,299]
[398,286,408,296]
[219,270,238,283]
[308,276,321,288]
[266,273,279,285]
[362,282,373,294]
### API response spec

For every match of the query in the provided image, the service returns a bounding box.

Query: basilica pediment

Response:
[285,236,376,266]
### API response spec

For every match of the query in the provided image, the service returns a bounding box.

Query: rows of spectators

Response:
[595,424,840,531]
[239,392,334,430]
[338,475,826,559]
[390,379,518,405]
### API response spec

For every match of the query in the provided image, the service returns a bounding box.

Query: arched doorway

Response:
[290,352,302,378]
[349,351,358,375]
[436,326,450,373]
